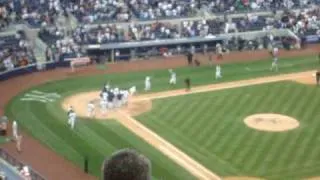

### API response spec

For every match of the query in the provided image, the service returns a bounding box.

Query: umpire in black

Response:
[186,52,193,65]
[316,70,320,86]
[184,77,191,91]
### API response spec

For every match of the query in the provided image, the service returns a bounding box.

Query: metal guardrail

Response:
[86,29,298,50]
[0,148,46,180]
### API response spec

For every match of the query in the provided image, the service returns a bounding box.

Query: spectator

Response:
[102,149,151,180]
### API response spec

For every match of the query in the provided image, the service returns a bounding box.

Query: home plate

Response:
[312,73,316,77]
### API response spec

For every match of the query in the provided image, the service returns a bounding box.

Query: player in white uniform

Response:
[270,47,279,71]
[169,69,177,85]
[113,88,120,107]
[215,65,222,79]
[122,90,129,106]
[68,109,77,129]
[87,101,95,117]
[144,76,151,91]
[12,121,18,141]
[129,86,136,95]
[100,91,108,114]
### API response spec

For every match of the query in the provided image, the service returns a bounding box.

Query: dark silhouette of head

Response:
[102,149,151,180]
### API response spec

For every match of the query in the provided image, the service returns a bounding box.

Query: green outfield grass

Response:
[5,55,320,179]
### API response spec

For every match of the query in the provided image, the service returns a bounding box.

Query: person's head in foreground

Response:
[102,149,151,180]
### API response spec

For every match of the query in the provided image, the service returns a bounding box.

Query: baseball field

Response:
[3,48,320,179]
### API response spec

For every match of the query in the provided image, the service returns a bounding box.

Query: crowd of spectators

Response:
[128,22,180,40]
[39,27,81,61]
[207,0,314,14]
[61,0,131,23]
[0,0,62,28]
[126,0,198,20]
[181,19,225,37]
[0,0,318,27]
[72,24,126,44]
[0,31,35,72]
[38,4,319,46]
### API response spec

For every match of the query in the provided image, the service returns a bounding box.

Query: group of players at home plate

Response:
[67,46,280,130]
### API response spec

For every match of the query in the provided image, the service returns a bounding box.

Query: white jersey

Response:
[87,103,95,111]
[216,65,221,73]
[170,72,176,79]
[69,112,76,119]
[114,88,119,95]
[145,77,150,84]
[129,86,136,95]
[102,92,108,101]
[169,71,177,84]
[12,121,18,139]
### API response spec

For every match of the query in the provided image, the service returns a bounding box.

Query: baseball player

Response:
[216,43,223,61]
[122,90,129,106]
[316,70,320,86]
[215,65,222,79]
[129,86,136,95]
[114,87,120,107]
[144,76,151,91]
[16,135,22,153]
[67,109,77,130]
[12,121,18,141]
[107,90,115,109]
[169,69,177,85]
[100,91,108,114]
[87,101,95,117]
[270,47,279,71]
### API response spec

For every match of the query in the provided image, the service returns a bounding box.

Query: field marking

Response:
[116,71,314,180]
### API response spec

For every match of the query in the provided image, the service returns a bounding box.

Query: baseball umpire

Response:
[316,70,320,86]
[185,77,191,91]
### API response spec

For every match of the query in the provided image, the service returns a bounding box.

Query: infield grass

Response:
[137,81,320,179]
[5,55,320,179]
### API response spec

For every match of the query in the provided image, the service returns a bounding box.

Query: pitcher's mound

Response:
[244,114,299,132]
[223,176,264,180]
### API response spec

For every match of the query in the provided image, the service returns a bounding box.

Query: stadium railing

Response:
[0,148,46,180]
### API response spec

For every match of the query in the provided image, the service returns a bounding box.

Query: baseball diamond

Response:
[1,1,320,179]
[1,45,320,179]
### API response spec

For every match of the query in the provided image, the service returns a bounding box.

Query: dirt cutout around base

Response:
[294,72,317,85]
[223,177,264,180]
[244,114,299,132]
[62,91,152,119]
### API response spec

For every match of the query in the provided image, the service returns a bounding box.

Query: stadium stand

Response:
[0,30,36,72]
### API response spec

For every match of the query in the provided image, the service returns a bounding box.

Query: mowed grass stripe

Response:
[198,96,227,145]
[288,87,315,170]
[187,97,220,139]
[142,114,240,175]
[172,98,203,130]
[282,85,312,171]
[202,90,245,149]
